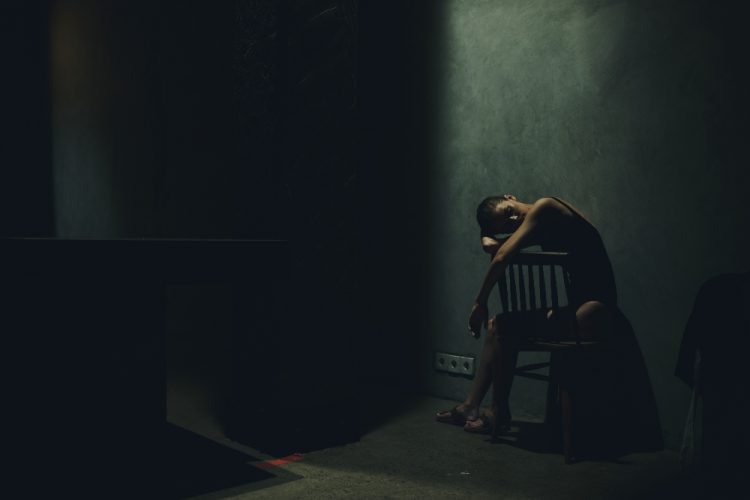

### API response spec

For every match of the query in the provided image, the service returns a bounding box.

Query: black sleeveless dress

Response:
[539,197,618,308]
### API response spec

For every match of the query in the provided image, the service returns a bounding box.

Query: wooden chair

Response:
[496,251,604,464]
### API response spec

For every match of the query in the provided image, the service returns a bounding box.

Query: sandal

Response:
[463,413,493,434]
[435,405,477,426]
[464,411,511,437]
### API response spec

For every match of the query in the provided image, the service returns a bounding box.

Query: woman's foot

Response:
[463,410,511,438]
[435,404,478,426]
[463,411,493,434]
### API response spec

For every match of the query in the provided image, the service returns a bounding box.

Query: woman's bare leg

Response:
[488,318,520,427]
[464,317,500,407]
[436,317,500,419]
[461,317,520,433]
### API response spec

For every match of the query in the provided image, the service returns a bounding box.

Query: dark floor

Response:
[174,395,700,499]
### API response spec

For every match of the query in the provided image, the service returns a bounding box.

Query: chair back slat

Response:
[496,252,572,314]
[563,267,573,307]
[528,264,536,310]
[499,274,509,314]
[550,264,559,309]
[508,264,518,311]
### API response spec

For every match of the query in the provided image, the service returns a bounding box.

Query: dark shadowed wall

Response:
[425,0,750,449]
[358,1,444,416]
[50,0,237,238]
[19,0,360,456]
[0,1,53,237]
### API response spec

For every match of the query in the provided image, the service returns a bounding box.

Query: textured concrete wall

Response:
[427,0,750,448]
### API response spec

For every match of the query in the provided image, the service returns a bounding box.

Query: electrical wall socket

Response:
[434,352,475,377]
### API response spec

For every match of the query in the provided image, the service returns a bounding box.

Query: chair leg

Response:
[561,387,574,464]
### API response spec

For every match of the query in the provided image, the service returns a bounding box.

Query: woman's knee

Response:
[575,301,611,338]
[486,316,519,346]
[487,316,513,344]
[485,317,498,340]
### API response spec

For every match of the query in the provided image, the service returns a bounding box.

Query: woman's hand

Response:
[481,236,505,256]
[468,302,488,339]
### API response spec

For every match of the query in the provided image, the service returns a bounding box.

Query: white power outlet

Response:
[434,352,475,377]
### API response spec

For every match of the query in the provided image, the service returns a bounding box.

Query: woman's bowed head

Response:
[476,194,530,237]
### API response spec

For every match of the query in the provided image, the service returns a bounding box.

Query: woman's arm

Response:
[468,200,553,336]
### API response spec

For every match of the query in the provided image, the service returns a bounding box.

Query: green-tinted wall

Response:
[426,0,750,448]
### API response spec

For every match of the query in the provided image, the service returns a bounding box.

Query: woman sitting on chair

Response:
[436,195,618,437]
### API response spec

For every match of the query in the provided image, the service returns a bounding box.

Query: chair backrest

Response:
[497,251,572,314]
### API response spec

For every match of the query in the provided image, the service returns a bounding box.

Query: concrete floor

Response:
[180,396,699,500]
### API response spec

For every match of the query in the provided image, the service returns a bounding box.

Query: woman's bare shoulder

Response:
[531,197,565,215]
[537,197,591,223]
[533,197,558,208]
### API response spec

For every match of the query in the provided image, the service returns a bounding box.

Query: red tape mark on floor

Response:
[253,453,304,469]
